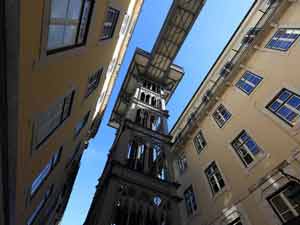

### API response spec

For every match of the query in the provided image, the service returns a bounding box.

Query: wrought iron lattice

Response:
[145,0,205,81]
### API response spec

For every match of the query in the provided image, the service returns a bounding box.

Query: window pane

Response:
[243,154,254,165]
[67,0,83,19]
[278,106,293,118]
[50,0,69,18]
[249,74,261,85]
[31,161,52,195]
[27,198,45,225]
[62,91,74,121]
[77,0,92,44]
[287,96,300,108]
[279,91,291,101]
[269,101,281,112]
[281,211,296,222]
[35,100,63,147]
[287,111,298,123]
[240,132,249,142]
[47,25,65,50]
[64,25,77,45]
[271,195,290,214]
[245,139,259,155]
[243,83,253,93]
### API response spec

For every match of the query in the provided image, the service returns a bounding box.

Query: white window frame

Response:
[46,0,94,54]
[193,130,207,154]
[267,88,300,127]
[33,90,75,150]
[100,7,120,40]
[205,161,226,195]
[177,154,188,174]
[268,182,300,223]
[231,130,263,168]
[266,28,300,51]
[30,149,61,197]
[212,104,232,128]
[184,185,197,216]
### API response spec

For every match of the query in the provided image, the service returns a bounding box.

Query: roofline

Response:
[169,0,258,135]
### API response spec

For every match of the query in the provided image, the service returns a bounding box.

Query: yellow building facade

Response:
[171,1,300,225]
[2,0,143,224]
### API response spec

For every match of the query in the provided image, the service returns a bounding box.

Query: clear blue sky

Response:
[61,0,254,224]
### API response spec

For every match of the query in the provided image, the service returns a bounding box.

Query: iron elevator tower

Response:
[84,0,205,224]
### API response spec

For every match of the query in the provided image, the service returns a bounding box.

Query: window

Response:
[150,116,161,131]
[67,142,82,167]
[86,68,103,97]
[33,91,75,149]
[31,161,52,196]
[52,147,63,167]
[100,7,119,40]
[267,89,300,126]
[228,218,243,225]
[212,104,232,128]
[177,155,188,174]
[193,130,207,154]
[30,148,62,196]
[47,0,94,53]
[153,196,162,207]
[205,161,225,195]
[184,186,197,215]
[268,182,300,223]
[27,185,53,225]
[266,28,300,51]
[231,130,262,167]
[152,145,161,162]
[75,111,90,137]
[236,71,262,95]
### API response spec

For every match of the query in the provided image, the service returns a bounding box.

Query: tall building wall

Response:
[171,1,300,225]
[3,0,143,224]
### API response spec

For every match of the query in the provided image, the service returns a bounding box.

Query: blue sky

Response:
[61,0,254,224]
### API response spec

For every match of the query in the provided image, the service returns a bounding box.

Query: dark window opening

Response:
[184,185,197,215]
[100,7,120,40]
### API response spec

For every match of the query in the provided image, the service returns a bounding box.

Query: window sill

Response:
[33,46,88,71]
[243,152,270,175]
[211,186,229,201]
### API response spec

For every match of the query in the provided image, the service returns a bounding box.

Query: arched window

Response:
[152,145,161,162]
[127,142,135,160]
[157,99,162,109]
[151,84,156,91]
[143,111,148,128]
[151,97,156,106]
[145,95,150,104]
[136,144,145,171]
[143,80,147,87]
[128,141,138,168]
[153,196,162,206]
[154,116,161,131]
[140,92,145,102]
[150,115,155,130]
[147,82,151,90]
[156,86,161,94]
[136,109,142,124]
[158,166,167,181]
